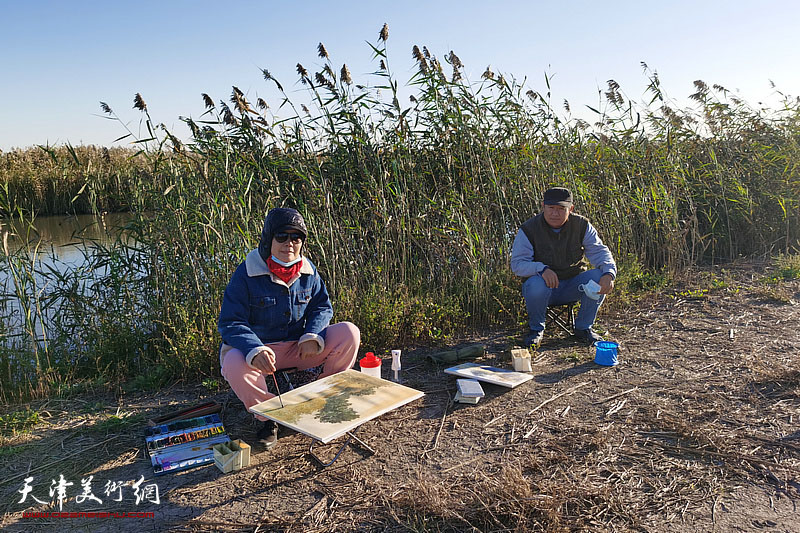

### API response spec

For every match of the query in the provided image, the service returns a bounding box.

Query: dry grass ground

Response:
[1,262,798,532]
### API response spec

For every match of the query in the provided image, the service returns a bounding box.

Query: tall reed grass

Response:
[1,27,798,400]
[0,145,147,216]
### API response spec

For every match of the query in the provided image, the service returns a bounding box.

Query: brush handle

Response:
[271,373,284,407]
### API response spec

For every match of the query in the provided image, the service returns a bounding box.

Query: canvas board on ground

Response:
[444,362,533,388]
[249,369,424,443]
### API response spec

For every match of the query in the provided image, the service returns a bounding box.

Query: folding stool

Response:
[546,301,578,335]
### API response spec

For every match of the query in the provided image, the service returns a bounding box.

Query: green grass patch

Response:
[0,444,28,458]
[771,253,800,281]
[560,350,589,364]
[0,409,42,436]
[202,378,221,392]
[122,366,170,393]
[90,412,146,435]
[51,377,109,399]
[618,256,670,293]
[674,287,709,299]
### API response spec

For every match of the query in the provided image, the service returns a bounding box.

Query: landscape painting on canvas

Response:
[249,369,424,443]
[444,362,533,388]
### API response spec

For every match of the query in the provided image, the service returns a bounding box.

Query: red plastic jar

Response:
[359,352,382,378]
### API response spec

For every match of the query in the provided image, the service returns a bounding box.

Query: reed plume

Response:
[133,93,147,111]
[413,45,429,73]
[296,63,309,85]
[340,64,352,84]
[231,86,249,113]
[262,69,284,92]
[314,72,329,88]
[448,51,463,69]
[220,102,235,125]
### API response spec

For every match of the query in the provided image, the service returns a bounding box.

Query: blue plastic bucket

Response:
[594,341,619,366]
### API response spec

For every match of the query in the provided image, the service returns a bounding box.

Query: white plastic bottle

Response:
[390,349,402,382]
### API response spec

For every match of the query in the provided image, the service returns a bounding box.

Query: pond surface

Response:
[1,212,136,347]
[2,212,134,261]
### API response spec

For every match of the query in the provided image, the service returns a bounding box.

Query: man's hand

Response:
[251,348,277,374]
[598,273,615,295]
[299,339,318,358]
[541,267,559,289]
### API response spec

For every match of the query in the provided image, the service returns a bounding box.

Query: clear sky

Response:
[2,0,798,151]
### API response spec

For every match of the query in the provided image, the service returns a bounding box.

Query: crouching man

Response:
[511,187,617,347]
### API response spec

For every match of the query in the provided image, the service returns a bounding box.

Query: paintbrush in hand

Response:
[271,373,284,408]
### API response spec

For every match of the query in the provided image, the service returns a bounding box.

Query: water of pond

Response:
[1,212,134,260]
[0,212,136,346]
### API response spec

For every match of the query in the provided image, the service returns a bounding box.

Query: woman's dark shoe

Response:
[256,420,278,449]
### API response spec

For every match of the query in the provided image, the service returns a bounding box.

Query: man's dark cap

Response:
[543,187,573,206]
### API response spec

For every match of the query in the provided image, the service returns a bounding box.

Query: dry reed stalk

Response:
[528,382,589,414]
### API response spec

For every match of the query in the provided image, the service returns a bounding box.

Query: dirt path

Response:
[2,263,798,532]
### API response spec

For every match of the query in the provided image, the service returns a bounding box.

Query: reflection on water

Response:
[0,212,137,348]
[2,212,135,263]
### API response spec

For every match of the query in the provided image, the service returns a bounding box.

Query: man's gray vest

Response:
[521,213,589,280]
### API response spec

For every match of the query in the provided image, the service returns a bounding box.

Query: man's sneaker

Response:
[574,328,603,344]
[523,329,544,347]
[256,420,278,449]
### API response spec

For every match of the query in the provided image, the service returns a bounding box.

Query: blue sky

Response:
[1,0,798,150]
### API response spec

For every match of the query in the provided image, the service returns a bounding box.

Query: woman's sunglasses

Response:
[274,232,304,244]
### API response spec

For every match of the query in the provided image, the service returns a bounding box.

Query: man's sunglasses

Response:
[274,232,304,244]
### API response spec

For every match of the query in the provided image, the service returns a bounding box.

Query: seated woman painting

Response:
[217,207,360,449]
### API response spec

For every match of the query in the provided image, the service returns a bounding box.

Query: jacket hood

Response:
[258,207,308,263]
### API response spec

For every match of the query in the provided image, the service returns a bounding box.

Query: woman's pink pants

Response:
[220,322,360,421]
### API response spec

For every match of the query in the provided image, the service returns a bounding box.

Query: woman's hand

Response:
[299,339,318,358]
[251,348,277,374]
